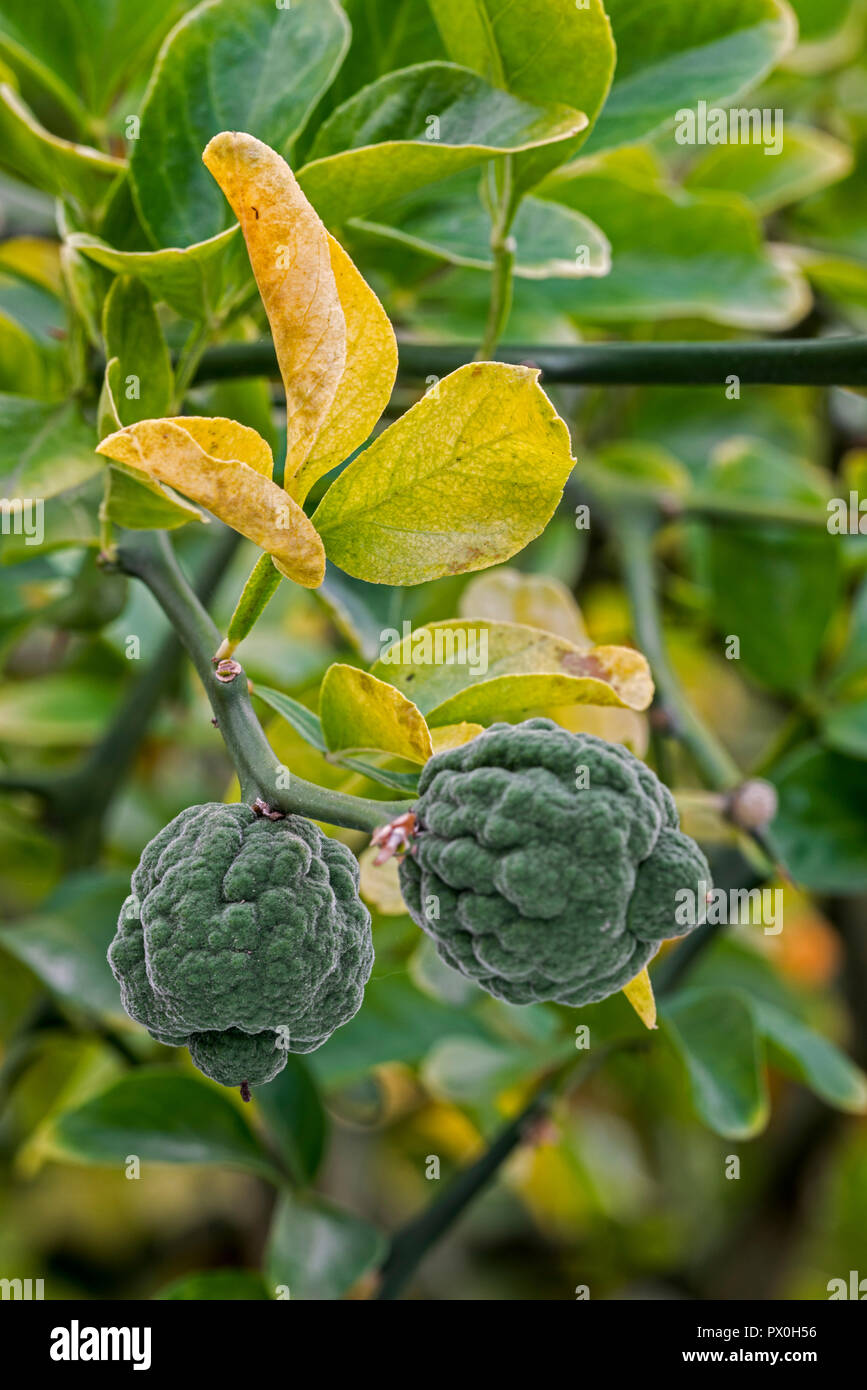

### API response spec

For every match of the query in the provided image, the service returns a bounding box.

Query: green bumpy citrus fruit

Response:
[108,803,373,1088]
[398,719,710,1007]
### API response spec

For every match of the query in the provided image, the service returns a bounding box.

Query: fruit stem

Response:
[116,530,413,834]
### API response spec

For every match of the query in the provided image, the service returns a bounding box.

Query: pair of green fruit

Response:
[109,720,711,1091]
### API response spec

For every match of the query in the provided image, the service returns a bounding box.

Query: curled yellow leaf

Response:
[96,418,325,588]
[288,234,398,504]
[622,967,657,1029]
[430,722,485,753]
[202,131,346,477]
[319,664,434,764]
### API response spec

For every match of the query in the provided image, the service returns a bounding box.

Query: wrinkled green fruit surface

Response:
[399,720,711,1007]
[108,803,373,1087]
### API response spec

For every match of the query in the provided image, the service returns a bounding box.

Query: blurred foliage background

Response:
[1,0,867,1300]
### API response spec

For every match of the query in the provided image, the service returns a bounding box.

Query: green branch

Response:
[116,531,411,834]
[376,1041,640,1300]
[190,336,867,389]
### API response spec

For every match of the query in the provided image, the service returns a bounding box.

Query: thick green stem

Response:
[616,512,741,791]
[190,336,867,388]
[116,532,411,833]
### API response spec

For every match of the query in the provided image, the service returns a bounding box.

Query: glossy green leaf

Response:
[67,225,245,322]
[102,277,173,424]
[356,175,610,278]
[685,123,853,215]
[156,1271,269,1300]
[53,1070,280,1179]
[0,869,130,1019]
[266,1191,385,1300]
[132,0,350,248]
[255,1056,328,1185]
[0,396,100,499]
[310,975,489,1088]
[0,0,185,123]
[701,440,840,695]
[0,671,117,743]
[539,151,810,328]
[770,743,867,893]
[299,61,587,224]
[0,271,66,396]
[662,988,769,1139]
[753,1001,867,1113]
[822,700,867,760]
[312,363,575,584]
[254,683,327,752]
[428,0,615,190]
[584,0,796,154]
[0,83,124,204]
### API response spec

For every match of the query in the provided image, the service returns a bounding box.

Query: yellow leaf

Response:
[319,664,434,763]
[96,418,325,587]
[312,363,576,584]
[358,846,407,915]
[202,131,346,477]
[622,967,657,1029]
[0,236,63,294]
[553,704,649,757]
[288,234,398,504]
[431,722,485,753]
[460,568,588,646]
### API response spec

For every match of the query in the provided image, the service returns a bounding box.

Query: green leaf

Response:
[253,682,420,792]
[662,988,769,1139]
[319,664,433,763]
[370,619,652,718]
[298,61,587,224]
[0,395,99,498]
[584,0,796,154]
[67,225,245,322]
[701,439,841,695]
[321,0,446,118]
[427,0,616,190]
[788,0,855,44]
[0,0,185,123]
[685,123,853,215]
[539,151,810,328]
[753,1001,867,1114]
[132,0,350,248]
[356,175,610,278]
[266,1191,385,1300]
[0,869,130,1019]
[253,684,327,751]
[309,975,490,1088]
[102,277,173,424]
[52,1070,280,1179]
[0,272,66,396]
[770,743,867,893]
[312,363,575,584]
[156,1270,269,1300]
[255,1056,327,1185]
[822,699,867,760]
[0,672,117,744]
[0,82,124,204]
[0,476,101,563]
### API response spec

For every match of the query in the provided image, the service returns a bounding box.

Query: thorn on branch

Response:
[252,797,285,821]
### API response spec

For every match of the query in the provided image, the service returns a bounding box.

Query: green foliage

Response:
[1,0,867,1305]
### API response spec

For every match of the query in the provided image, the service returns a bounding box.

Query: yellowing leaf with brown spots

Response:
[96,418,325,587]
[622,967,657,1029]
[371,619,653,720]
[288,234,398,504]
[202,131,346,477]
[312,363,576,584]
[318,663,433,763]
